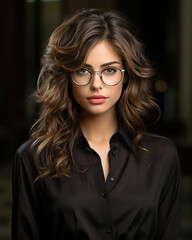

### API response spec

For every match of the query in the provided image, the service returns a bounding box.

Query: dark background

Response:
[1,0,192,239]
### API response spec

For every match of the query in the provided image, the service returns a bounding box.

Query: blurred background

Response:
[1,0,192,239]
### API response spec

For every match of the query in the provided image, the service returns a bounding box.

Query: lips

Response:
[87,95,108,104]
[87,95,107,100]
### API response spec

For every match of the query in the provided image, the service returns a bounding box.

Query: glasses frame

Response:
[71,67,126,86]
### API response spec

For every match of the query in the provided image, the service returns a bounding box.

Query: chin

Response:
[81,105,115,116]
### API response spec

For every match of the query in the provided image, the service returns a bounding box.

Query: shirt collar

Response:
[117,124,134,152]
[74,124,134,152]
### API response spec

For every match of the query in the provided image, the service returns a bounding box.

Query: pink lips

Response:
[87,95,107,104]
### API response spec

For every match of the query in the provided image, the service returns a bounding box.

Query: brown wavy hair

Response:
[30,8,160,181]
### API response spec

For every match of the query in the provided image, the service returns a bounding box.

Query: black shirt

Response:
[12,127,181,240]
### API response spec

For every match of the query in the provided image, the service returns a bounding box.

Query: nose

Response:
[90,72,103,90]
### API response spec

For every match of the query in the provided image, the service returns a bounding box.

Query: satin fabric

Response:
[12,126,181,239]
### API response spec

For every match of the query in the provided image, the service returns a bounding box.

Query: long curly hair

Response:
[30,8,160,181]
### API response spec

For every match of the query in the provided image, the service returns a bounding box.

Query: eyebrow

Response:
[84,61,121,68]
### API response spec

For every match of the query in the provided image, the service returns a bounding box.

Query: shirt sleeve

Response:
[157,150,181,240]
[12,142,42,240]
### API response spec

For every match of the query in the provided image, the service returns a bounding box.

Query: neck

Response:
[80,108,118,143]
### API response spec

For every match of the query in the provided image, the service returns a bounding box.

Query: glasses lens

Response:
[72,69,91,86]
[102,68,122,86]
[72,68,123,86]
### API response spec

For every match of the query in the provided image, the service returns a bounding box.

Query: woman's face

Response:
[70,40,126,117]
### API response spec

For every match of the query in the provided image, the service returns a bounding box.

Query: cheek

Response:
[71,86,80,102]
[112,84,124,101]
[71,84,86,105]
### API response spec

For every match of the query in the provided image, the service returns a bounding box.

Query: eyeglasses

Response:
[71,67,126,86]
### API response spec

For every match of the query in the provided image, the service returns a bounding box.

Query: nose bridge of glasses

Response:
[92,70,102,76]
[88,70,103,88]
[91,70,102,81]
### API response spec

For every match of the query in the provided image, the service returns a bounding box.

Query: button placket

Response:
[106,147,118,190]
[102,193,107,198]
[89,143,114,238]
[101,192,112,237]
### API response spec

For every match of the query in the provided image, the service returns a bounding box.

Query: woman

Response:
[12,8,181,240]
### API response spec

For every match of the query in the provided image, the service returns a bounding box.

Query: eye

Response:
[76,68,89,75]
[103,68,117,74]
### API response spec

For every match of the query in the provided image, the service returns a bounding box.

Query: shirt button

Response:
[106,227,112,233]
[112,151,116,156]
[110,177,114,182]
[102,193,107,198]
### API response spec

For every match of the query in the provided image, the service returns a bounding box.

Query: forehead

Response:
[84,40,122,66]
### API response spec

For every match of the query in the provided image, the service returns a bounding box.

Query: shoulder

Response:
[141,133,178,155]
[14,139,38,174]
[139,133,179,167]
[14,138,46,170]
[16,138,35,157]
[13,139,43,189]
